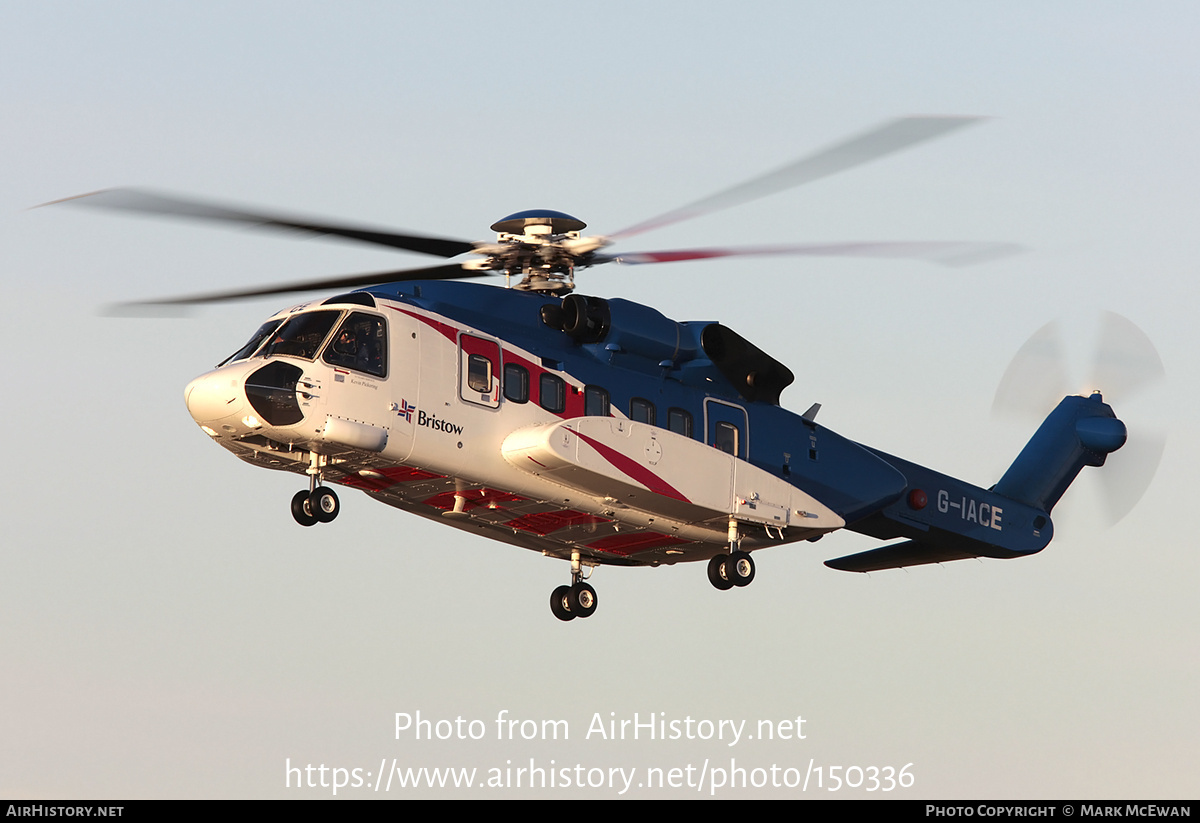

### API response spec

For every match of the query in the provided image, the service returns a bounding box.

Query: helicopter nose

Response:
[185,369,247,429]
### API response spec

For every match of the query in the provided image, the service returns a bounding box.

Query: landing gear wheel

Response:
[708,554,734,591]
[550,585,575,621]
[291,490,317,527]
[309,486,340,523]
[569,582,598,618]
[728,551,755,587]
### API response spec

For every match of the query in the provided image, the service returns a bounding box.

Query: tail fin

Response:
[993,392,1126,512]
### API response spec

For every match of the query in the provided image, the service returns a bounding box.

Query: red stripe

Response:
[389,306,458,343]
[570,430,690,503]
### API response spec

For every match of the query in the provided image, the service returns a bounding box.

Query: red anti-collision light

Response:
[908,489,928,510]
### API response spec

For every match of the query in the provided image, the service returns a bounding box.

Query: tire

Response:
[309,486,340,523]
[570,582,598,618]
[291,490,317,527]
[707,554,734,591]
[728,551,755,587]
[550,585,575,621]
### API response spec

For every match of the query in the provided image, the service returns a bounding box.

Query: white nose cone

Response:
[185,369,246,427]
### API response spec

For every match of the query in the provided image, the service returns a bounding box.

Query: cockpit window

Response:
[322,312,387,377]
[261,311,340,361]
[219,320,284,367]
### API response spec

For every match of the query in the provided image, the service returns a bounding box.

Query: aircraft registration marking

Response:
[937,489,1002,531]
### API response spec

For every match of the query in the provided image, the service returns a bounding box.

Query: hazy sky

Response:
[2,1,1196,798]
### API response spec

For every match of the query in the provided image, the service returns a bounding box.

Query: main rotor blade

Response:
[610,116,983,240]
[603,240,1020,268]
[105,262,485,315]
[45,189,479,259]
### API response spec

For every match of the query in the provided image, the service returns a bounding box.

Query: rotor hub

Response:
[489,209,587,234]
[477,209,609,294]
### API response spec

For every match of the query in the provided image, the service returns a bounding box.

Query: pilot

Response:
[331,328,358,362]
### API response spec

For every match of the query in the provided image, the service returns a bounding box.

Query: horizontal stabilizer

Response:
[824,540,978,573]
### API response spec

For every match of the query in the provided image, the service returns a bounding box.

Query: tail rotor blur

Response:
[992,312,1165,526]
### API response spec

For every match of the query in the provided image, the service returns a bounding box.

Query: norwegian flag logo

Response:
[398,399,416,423]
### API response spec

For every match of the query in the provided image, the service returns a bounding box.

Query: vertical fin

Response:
[994,393,1126,512]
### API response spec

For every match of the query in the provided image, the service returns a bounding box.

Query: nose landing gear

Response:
[290,451,340,527]
[290,485,341,526]
[291,490,318,527]
[310,486,340,522]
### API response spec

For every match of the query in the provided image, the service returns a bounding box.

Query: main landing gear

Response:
[550,551,598,621]
[291,452,340,527]
[707,550,755,590]
[707,517,756,591]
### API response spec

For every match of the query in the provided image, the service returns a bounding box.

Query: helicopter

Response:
[49,117,1148,621]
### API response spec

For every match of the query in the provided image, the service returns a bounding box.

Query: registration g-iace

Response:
[54,118,1151,621]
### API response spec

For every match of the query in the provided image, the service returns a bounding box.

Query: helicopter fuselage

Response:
[185,279,1096,607]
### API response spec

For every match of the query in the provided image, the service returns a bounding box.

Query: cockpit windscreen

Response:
[218,319,283,367]
[260,311,340,360]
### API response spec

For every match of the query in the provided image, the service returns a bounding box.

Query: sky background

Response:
[2,1,1196,799]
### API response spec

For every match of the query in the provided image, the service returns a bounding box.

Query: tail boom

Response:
[829,450,1055,571]
[825,393,1124,573]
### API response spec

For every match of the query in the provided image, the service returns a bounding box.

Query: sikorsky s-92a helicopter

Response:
[51,117,1157,621]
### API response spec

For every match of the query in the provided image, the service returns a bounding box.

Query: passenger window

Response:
[668,408,693,438]
[584,386,610,417]
[630,397,656,425]
[504,364,529,403]
[714,421,739,455]
[540,373,565,413]
[322,312,387,377]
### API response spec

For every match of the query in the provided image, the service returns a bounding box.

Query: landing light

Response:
[242,414,262,429]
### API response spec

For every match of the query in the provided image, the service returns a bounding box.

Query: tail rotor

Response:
[992,312,1165,526]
